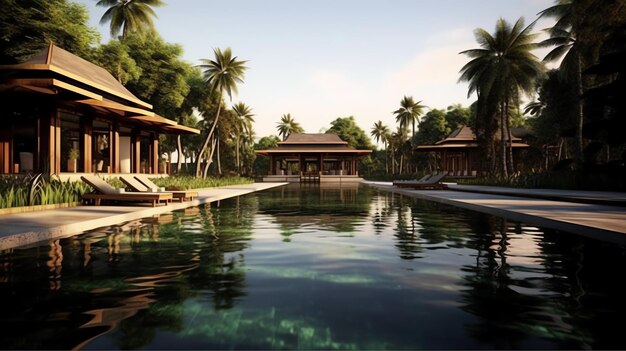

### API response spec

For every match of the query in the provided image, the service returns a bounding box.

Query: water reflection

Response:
[0,198,256,349]
[0,184,625,349]
[258,183,370,238]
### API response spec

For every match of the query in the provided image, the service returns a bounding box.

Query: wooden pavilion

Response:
[255,133,372,183]
[0,44,198,178]
[415,125,529,176]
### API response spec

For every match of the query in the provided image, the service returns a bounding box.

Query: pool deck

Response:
[365,181,626,245]
[0,182,287,250]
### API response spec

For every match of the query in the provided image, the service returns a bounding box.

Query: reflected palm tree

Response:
[457,217,600,348]
[393,195,422,260]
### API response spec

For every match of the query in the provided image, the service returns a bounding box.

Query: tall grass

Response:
[0,174,91,209]
[149,175,253,190]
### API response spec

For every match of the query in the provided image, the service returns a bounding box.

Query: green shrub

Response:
[150,175,253,190]
[458,170,626,191]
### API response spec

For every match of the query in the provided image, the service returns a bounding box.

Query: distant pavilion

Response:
[255,133,372,183]
[0,44,198,177]
[415,125,529,176]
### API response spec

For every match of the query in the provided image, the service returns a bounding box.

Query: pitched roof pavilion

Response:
[0,43,198,135]
[257,133,372,155]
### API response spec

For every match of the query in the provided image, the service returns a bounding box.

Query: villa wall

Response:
[262,174,363,183]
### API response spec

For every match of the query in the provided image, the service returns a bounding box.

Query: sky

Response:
[75,0,556,143]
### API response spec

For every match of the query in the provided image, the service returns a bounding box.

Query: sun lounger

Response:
[81,175,173,207]
[133,174,198,202]
[392,172,447,189]
[391,174,430,187]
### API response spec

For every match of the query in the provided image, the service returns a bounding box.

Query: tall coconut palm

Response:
[371,120,391,173]
[539,1,583,163]
[195,48,248,178]
[276,113,304,141]
[96,0,165,38]
[393,96,426,139]
[459,17,543,176]
[232,102,255,175]
[538,0,613,164]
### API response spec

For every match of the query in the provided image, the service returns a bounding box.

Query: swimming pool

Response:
[1,183,624,349]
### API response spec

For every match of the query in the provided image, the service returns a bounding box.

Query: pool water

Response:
[1,184,625,349]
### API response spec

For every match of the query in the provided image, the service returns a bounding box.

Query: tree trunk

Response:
[167,151,173,175]
[575,53,584,165]
[505,100,514,175]
[176,135,183,173]
[236,134,241,175]
[202,137,218,179]
[216,132,222,175]
[499,101,507,177]
[384,142,388,174]
[195,94,223,177]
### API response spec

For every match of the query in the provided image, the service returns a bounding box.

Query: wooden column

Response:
[109,123,119,173]
[269,154,274,175]
[319,154,324,175]
[131,129,141,173]
[298,154,303,174]
[80,117,92,173]
[40,109,61,174]
[150,132,158,174]
[0,129,11,174]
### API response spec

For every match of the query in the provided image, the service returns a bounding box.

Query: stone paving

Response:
[365,181,626,245]
[0,182,286,250]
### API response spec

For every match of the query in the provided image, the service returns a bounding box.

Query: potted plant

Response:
[68,148,79,173]
[158,156,167,174]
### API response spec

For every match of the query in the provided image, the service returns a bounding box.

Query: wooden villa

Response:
[256,133,372,183]
[415,125,529,177]
[0,43,199,178]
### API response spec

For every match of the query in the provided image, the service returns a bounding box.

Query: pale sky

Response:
[75,0,556,141]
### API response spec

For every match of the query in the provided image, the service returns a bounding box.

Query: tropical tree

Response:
[459,17,544,176]
[538,0,624,165]
[96,0,165,38]
[232,102,255,175]
[276,113,304,140]
[371,120,391,172]
[388,127,410,174]
[253,135,280,176]
[0,0,100,63]
[93,39,141,84]
[370,121,389,147]
[393,96,426,139]
[195,48,248,178]
[326,116,374,150]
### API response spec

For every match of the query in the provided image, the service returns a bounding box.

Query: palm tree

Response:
[539,1,583,163]
[389,127,409,174]
[459,17,543,176]
[96,0,165,38]
[232,102,255,175]
[195,48,248,178]
[538,0,615,164]
[371,120,391,173]
[393,96,426,139]
[276,113,304,141]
